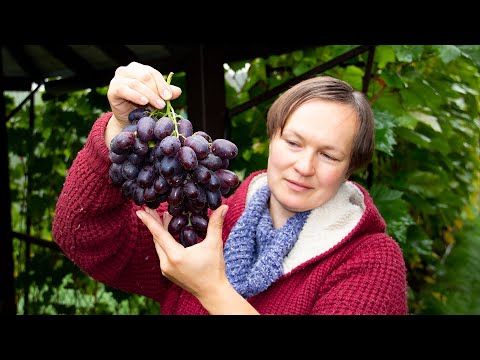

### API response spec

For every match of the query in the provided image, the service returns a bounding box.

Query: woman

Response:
[52,62,408,315]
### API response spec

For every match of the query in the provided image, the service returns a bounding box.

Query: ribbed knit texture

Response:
[52,113,409,315]
[224,185,310,298]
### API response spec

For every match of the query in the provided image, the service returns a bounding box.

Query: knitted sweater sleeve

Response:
[312,234,408,315]
[52,113,171,302]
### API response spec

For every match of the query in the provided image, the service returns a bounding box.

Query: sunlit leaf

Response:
[457,45,480,67]
[375,46,396,69]
[342,65,364,91]
[393,45,425,62]
[434,45,462,64]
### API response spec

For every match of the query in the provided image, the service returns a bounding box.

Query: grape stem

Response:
[165,72,183,139]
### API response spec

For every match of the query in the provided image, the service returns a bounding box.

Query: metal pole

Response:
[0,45,16,314]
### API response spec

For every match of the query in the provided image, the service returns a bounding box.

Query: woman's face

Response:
[267,99,358,220]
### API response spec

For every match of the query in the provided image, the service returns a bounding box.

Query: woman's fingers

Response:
[133,63,181,99]
[124,62,182,101]
[109,62,183,110]
[204,205,228,246]
[153,240,168,267]
[145,206,162,221]
[144,64,173,100]
[162,211,173,231]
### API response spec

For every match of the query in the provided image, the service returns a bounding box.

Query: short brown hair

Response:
[266,75,375,177]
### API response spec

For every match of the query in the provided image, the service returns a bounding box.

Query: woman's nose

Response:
[294,153,315,176]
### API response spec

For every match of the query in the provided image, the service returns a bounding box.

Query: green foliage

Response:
[224,44,480,313]
[8,88,159,314]
[369,184,415,246]
[417,207,480,314]
[14,242,159,315]
[8,45,480,314]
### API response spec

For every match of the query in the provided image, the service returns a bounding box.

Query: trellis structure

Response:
[0,44,375,314]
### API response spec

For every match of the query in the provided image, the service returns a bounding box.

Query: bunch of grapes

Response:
[108,73,239,247]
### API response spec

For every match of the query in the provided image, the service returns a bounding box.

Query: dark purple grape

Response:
[151,142,164,160]
[168,214,189,235]
[180,225,198,247]
[159,136,181,157]
[127,152,145,166]
[184,135,210,159]
[137,165,156,188]
[145,198,163,209]
[211,139,238,160]
[109,150,128,164]
[168,203,186,217]
[193,131,212,143]
[121,161,140,180]
[190,206,208,216]
[128,108,149,124]
[153,175,170,194]
[166,173,186,187]
[215,169,239,188]
[190,213,209,234]
[206,190,222,210]
[177,118,193,143]
[220,158,229,169]
[137,116,157,142]
[122,124,137,133]
[146,146,156,165]
[220,185,231,195]
[143,184,159,202]
[199,153,223,171]
[109,163,124,185]
[205,173,221,192]
[153,158,162,174]
[188,189,207,211]
[167,186,184,208]
[132,184,145,206]
[157,193,169,204]
[154,117,174,140]
[183,180,200,200]
[121,179,136,198]
[132,137,149,156]
[159,156,183,179]
[177,146,198,171]
[111,131,136,155]
[192,164,211,184]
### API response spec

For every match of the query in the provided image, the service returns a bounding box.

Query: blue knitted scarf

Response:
[224,185,310,298]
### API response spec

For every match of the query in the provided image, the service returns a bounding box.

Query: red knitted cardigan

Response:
[52,112,408,315]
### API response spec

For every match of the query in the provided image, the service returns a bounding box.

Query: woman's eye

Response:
[322,153,336,161]
[286,140,298,147]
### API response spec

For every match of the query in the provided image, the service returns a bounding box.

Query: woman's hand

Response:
[136,205,231,299]
[137,198,260,315]
[105,62,182,147]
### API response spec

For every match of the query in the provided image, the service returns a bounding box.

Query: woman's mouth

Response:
[285,179,311,192]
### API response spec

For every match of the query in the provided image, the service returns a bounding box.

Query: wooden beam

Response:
[185,45,227,141]
[5,45,44,82]
[97,45,138,66]
[43,45,94,76]
[12,232,61,252]
[43,56,188,96]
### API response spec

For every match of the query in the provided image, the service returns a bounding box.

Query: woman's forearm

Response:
[198,281,260,315]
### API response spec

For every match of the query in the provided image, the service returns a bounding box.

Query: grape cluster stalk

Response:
[108,72,239,247]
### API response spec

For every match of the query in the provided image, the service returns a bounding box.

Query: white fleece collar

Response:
[246,173,366,274]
